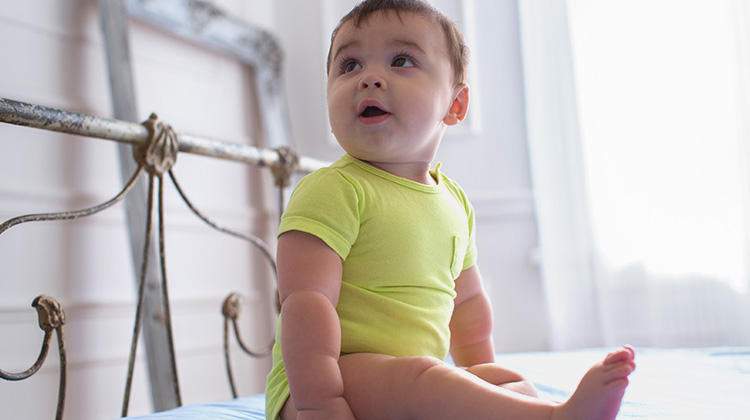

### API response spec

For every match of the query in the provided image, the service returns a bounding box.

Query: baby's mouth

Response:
[360,106,389,118]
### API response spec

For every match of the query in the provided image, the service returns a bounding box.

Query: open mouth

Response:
[360,106,389,118]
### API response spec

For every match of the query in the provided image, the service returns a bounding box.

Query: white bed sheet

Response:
[121,347,750,419]
[497,347,750,419]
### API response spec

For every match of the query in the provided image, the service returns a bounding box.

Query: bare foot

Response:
[551,346,636,420]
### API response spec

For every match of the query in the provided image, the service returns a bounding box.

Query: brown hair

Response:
[326,0,470,86]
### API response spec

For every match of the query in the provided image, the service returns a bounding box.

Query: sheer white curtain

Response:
[519,0,750,350]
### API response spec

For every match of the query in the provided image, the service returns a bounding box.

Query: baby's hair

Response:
[327,0,470,86]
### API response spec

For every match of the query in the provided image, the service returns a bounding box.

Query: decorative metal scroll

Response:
[0,110,281,418]
[98,0,302,410]
[0,295,67,420]
[221,292,275,399]
[119,114,279,415]
[0,163,145,235]
[2,0,323,415]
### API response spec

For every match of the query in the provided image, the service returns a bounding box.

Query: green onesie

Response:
[265,154,477,419]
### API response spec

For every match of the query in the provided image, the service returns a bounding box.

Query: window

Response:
[568,0,748,293]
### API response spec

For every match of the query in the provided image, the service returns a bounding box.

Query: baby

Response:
[265,1,635,419]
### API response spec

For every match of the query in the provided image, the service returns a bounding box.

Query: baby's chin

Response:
[337,146,373,163]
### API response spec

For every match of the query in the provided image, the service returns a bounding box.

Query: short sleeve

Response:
[278,169,361,260]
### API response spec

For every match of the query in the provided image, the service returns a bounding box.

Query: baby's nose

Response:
[359,72,385,89]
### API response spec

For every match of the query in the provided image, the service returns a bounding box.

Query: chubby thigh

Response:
[342,353,516,420]
[280,353,549,420]
[280,354,451,420]
[338,353,442,418]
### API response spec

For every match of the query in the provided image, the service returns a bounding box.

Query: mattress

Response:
[121,347,750,419]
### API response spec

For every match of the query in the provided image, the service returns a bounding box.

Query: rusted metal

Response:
[121,117,184,416]
[118,109,281,415]
[0,295,67,420]
[1,0,328,415]
[136,114,179,176]
[221,292,274,398]
[120,170,184,417]
[272,147,300,212]
[168,171,278,273]
[0,97,145,145]
[0,97,327,173]
[155,173,181,411]
[222,293,241,399]
[271,147,299,188]
[99,0,183,411]
[121,172,156,417]
[0,166,144,236]
[0,101,291,416]
[224,293,274,358]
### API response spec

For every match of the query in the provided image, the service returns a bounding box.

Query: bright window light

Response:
[567,0,747,292]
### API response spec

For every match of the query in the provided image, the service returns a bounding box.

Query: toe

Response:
[604,346,635,365]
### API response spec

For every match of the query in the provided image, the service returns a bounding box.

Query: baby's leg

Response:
[337,347,635,420]
[464,363,539,397]
[339,353,556,420]
[551,346,636,420]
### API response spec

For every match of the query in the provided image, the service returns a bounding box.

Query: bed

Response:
[116,346,750,420]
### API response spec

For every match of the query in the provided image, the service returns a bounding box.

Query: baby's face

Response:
[326,10,461,168]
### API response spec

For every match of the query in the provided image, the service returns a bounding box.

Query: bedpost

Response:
[98,0,183,413]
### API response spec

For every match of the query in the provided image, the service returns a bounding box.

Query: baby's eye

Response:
[392,56,416,68]
[342,61,362,73]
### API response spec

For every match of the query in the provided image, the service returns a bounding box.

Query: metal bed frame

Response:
[0,1,326,418]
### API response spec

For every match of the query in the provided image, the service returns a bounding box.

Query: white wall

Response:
[0,0,546,418]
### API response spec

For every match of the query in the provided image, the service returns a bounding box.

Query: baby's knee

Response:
[402,355,445,375]
[466,363,539,397]
[394,356,453,389]
[466,363,527,385]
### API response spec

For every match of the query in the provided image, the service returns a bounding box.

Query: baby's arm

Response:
[449,264,496,366]
[277,230,356,420]
[449,265,538,397]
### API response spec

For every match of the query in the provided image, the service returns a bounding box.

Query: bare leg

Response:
[339,354,555,420]
[464,363,539,397]
[281,347,635,420]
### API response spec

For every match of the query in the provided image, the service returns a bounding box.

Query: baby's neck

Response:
[362,160,437,185]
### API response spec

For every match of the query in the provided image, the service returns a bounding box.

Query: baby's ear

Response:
[444,84,469,126]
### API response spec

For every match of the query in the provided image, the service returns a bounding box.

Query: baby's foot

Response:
[551,346,635,420]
